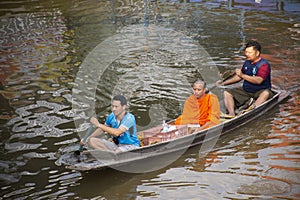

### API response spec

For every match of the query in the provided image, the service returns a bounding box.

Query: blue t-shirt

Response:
[105,112,140,147]
[242,58,271,93]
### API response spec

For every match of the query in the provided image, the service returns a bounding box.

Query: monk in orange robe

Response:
[175,80,220,130]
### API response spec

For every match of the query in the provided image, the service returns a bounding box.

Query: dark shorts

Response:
[226,87,274,108]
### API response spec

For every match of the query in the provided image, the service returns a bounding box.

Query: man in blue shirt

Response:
[217,41,273,117]
[84,95,140,152]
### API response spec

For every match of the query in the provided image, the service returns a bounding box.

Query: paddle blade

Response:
[74,145,84,156]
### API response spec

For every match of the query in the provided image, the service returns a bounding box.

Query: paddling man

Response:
[82,95,140,152]
[174,80,220,130]
[216,41,273,117]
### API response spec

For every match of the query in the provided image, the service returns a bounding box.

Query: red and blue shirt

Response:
[242,58,271,93]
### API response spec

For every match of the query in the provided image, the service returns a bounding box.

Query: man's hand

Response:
[215,80,223,86]
[80,138,86,146]
[235,68,243,78]
[90,117,101,128]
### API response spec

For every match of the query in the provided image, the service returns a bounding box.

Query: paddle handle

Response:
[207,84,217,93]
[207,70,236,92]
[78,124,94,152]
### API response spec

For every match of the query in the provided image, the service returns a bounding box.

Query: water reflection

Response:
[137,105,299,198]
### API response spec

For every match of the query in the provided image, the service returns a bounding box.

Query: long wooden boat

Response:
[55,88,290,171]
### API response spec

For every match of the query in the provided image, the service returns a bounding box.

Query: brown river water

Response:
[0,0,299,199]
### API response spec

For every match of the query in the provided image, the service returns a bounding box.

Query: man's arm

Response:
[98,124,126,136]
[236,62,270,85]
[218,69,243,86]
[90,117,125,137]
[236,68,264,85]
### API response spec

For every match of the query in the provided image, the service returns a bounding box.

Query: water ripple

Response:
[3,186,35,199]
[5,142,42,153]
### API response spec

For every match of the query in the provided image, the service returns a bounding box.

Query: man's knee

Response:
[260,90,270,99]
[224,91,233,98]
[88,137,97,148]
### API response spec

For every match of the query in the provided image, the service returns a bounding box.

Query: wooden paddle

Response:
[74,124,94,155]
[206,70,236,93]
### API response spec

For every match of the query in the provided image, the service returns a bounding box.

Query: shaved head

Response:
[193,79,206,88]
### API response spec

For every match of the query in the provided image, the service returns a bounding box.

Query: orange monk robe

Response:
[175,93,220,127]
